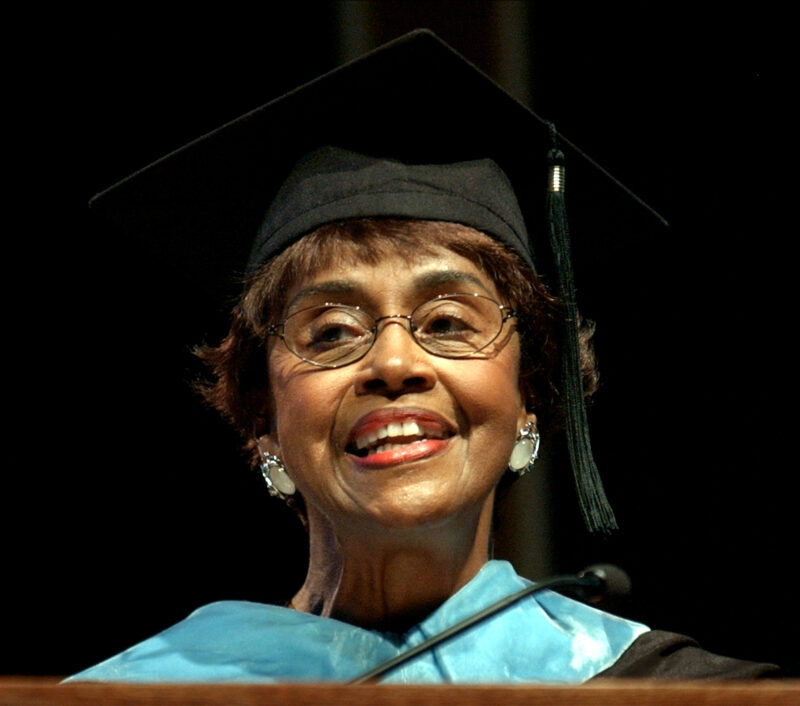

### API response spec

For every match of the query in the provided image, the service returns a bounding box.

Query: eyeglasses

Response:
[268,293,517,368]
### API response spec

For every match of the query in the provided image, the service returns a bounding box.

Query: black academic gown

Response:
[594,630,781,679]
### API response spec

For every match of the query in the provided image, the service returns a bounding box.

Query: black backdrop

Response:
[7,2,795,678]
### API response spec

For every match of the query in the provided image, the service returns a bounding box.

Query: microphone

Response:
[349,564,631,684]
[568,564,632,604]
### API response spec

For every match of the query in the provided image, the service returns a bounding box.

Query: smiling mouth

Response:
[345,421,452,458]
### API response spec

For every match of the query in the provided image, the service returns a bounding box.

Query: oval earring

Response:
[259,452,296,500]
[508,421,540,475]
[255,437,296,500]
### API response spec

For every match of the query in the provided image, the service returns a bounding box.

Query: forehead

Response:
[285,247,501,312]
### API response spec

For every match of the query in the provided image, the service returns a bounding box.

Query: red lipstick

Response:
[345,407,455,469]
[352,438,451,469]
[347,408,453,443]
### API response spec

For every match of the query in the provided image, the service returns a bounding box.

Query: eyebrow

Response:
[287,280,362,310]
[412,270,491,294]
[287,269,493,311]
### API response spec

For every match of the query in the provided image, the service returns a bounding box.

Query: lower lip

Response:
[350,438,451,469]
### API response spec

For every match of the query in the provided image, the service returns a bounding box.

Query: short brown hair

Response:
[196,219,598,465]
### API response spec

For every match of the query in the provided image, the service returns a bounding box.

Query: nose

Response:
[354,318,436,396]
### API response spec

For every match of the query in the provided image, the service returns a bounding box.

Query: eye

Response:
[423,313,473,336]
[297,307,371,352]
[416,301,482,340]
[310,322,362,346]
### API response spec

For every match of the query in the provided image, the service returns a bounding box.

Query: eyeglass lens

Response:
[281,294,508,367]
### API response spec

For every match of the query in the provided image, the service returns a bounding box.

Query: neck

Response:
[291,497,495,632]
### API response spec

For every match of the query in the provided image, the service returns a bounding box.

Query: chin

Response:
[351,486,490,534]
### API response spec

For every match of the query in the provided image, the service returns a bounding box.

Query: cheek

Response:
[443,352,525,465]
[267,353,349,479]
[271,370,336,441]
[460,351,523,423]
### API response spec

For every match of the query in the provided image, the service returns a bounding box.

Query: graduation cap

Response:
[91,29,666,535]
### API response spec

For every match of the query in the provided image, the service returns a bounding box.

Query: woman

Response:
[70,31,778,682]
[203,213,561,633]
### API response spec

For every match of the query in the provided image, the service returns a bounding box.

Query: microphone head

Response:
[579,564,632,599]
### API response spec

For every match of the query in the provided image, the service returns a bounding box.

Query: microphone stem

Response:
[349,573,601,684]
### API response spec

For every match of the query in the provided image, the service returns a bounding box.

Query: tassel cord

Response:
[546,143,618,534]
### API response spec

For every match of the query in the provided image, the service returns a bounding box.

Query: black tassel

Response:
[546,126,618,534]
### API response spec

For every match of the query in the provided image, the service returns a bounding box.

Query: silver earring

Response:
[259,451,296,500]
[508,421,540,475]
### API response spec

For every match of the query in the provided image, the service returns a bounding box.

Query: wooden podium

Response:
[1,678,797,705]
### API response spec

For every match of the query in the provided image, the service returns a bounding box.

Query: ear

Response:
[255,433,281,459]
[515,383,537,432]
[517,408,538,434]
[253,395,280,457]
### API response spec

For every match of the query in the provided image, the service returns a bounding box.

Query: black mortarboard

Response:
[90,29,665,534]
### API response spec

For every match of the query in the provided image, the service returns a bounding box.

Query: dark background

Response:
[7,1,795,678]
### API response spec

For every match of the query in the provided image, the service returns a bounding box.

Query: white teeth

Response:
[403,421,421,436]
[354,421,445,454]
[356,430,380,450]
[375,442,420,454]
[387,422,403,437]
[356,422,454,453]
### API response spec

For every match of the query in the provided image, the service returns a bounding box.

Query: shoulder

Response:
[64,601,300,683]
[592,630,781,680]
